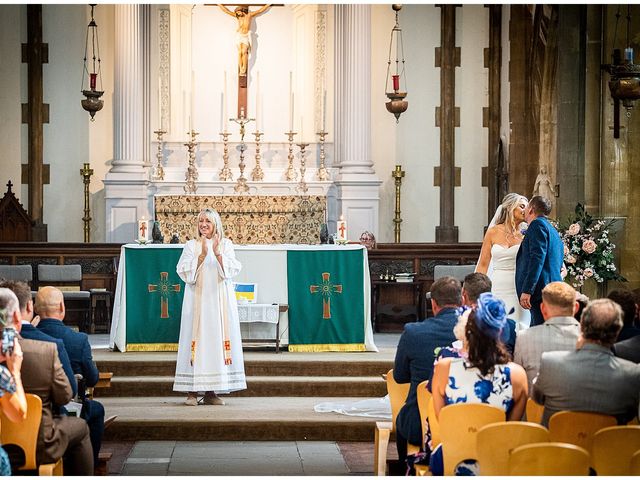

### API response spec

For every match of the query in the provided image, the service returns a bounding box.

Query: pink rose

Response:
[567,223,581,235]
[564,244,569,255]
[582,239,597,254]
[566,255,576,264]
[583,268,594,278]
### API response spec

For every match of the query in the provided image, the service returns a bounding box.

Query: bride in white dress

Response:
[476,193,531,330]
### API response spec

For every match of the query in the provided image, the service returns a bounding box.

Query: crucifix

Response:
[216,4,272,117]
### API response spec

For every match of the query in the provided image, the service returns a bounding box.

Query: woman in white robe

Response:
[173,209,247,405]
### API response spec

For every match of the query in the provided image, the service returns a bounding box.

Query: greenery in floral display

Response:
[554,203,626,288]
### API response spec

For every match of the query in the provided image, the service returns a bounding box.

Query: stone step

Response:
[96,358,394,378]
[97,375,387,398]
[102,396,385,442]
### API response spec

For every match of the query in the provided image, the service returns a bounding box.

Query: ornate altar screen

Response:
[154,195,327,244]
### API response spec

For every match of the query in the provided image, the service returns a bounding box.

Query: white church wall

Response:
[372,5,441,243]
[0,5,23,203]
[455,5,489,242]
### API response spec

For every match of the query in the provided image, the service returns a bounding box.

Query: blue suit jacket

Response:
[516,216,564,302]
[20,323,78,396]
[393,307,458,444]
[37,318,99,387]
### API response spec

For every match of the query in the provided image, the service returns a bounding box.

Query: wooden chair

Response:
[413,381,432,476]
[438,403,505,475]
[526,397,544,424]
[0,393,63,475]
[548,410,617,454]
[631,449,640,475]
[508,442,590,475]
[374,369,410,475]
[591,425,640,475]
[476,421,550,475]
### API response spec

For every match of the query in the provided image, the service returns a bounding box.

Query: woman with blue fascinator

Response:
[427,292,528,475]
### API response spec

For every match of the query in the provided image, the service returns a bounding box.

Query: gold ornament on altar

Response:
[385,4,408,123]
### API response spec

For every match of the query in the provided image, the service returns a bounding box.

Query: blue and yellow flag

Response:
[287,249,365,352]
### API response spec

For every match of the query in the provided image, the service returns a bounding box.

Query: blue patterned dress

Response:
[428,358,514,475]
[0,365,16,475]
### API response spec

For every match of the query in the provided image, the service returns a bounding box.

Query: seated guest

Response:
[613,334,640,363]
[429,293,528,475]
[608,289,640,341]
[532,299,640,426]
[0,280,77,396]
[35,286,108,468]
[0,288,28,475]
[359,231,376,250]
[462,272,516,356]
[393,276,462,470]
[575,292,589,323]
[6,292,93,474]
[514,281,580,391]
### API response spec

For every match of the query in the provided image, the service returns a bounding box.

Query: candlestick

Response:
[183,130,199,194]
[251,131,264,181]
[392,165,406,243]
[285,131,298,181]
[296,141,309,193]
[80,162,94,242]
[316,130,329,181]
[218,131,232,181]
[231,116,255,193]
[152,129,166,181]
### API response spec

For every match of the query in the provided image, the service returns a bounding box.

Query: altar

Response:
[109,243,377,353]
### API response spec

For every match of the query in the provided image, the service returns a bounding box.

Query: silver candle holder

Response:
[251,131,265,181]
[183,129,199,194]
[316,130,329,181]
[231,116,254,193]
[297,142,309,193]
[285,131,298,181]
[218,131,233,181]
[152,129,166,181]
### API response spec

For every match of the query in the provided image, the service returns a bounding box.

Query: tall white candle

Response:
[190,71,195,131]
[158,77,163,130]
[223,71,228,130]
[256,71,260,131]
[322,90,327,132]
[289,71,294,131]
[300,115,304,141]
[219,92,224,132]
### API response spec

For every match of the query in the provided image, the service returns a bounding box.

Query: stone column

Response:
[105,5,152,242]
[333,4,381,239]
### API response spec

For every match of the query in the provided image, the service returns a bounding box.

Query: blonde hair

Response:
[496,193,528,233]
[197,209,225,240]
[542,281,577,311]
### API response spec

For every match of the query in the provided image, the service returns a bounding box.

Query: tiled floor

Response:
[116,441,351,476]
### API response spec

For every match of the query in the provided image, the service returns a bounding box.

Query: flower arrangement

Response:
[555,203,626,288]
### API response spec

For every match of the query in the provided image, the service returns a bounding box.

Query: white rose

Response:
[583,268,594,278]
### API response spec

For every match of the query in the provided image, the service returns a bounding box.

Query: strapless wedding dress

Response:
[490,244,531,330]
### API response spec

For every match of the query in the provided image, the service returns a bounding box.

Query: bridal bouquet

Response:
[555,203,626,288]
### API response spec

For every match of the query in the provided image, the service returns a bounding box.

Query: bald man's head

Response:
[35,286,66,320]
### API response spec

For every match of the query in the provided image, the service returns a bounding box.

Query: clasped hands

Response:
[199,233,222,262]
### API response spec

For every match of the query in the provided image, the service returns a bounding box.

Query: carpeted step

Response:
[102,396,386,442]
[95,358,394,378]
[96,375,387,398]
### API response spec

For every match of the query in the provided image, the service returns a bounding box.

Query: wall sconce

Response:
[602,5,640,138]
[81,4,104,121]
[385,4,408,123]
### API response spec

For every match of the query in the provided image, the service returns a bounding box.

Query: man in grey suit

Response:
[514,281,581,391]
[532,299,640,426]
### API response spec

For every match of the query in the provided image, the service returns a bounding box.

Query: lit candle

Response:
[289,71,294,131]
[337,214,347,242]
[138,217,149,242]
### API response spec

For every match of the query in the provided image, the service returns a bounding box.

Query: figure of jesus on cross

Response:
[218,4,272,77]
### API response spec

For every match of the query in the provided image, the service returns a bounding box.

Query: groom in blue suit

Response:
[516,195,564,327]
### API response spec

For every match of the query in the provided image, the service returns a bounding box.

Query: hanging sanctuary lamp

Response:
[81,4,104,120]
[602,5,640,138]
[385,4,408,123]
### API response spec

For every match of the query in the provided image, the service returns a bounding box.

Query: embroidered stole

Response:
[191,240,233,366]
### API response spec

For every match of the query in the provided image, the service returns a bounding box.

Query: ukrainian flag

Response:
[234,283,257,303]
